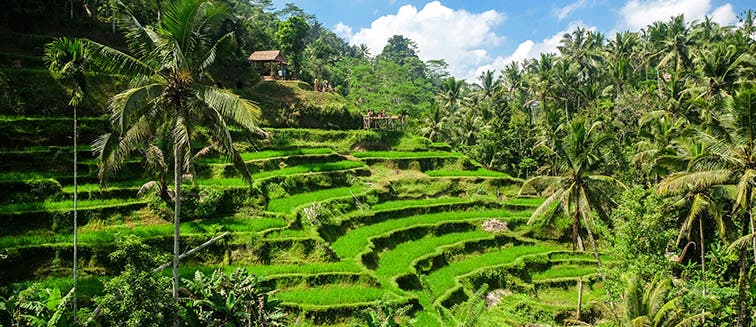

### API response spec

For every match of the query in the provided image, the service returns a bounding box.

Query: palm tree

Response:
[659,87,756,326]
[419,102,448,142]
[519,118,624,319]
[44,37,92,318]
[88,0,261,300]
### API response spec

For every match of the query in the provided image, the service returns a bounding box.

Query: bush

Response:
[95,235,177,327]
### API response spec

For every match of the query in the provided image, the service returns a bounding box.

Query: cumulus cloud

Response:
[617,0,738,31]
[465,22,592,81]
[553,0,587,21]
[337,1,506,79]
[710,3,738,26]
[333,22,353,39]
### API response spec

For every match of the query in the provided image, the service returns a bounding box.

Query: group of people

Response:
[367,109,387,118]
[313,78,333,92]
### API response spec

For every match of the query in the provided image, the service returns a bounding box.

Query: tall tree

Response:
[275,15,309,77]
[89,0,261,301]
[659,87,756,326]
[44,37,92,319]
[520,118,624,318]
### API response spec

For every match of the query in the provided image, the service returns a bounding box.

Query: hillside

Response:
[238,80,363,129]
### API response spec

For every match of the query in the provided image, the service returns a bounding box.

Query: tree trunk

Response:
[72,105,78,320]
[584,217,618,323]
[699,217,706,325]
[737,188,752,327]
[576,278,583,321]
[172,143,180,300]
[573,206,585,252]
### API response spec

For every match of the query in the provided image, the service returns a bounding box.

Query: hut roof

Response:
[248,50,287,64]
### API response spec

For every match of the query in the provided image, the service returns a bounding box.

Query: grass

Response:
[331,209,530,259]
[531,264,597,281]
[274,285,394,305]
[425,244,561,298]
[352,151,462,159]
[0,198,146,213]
[0,217,286,248]
[425,168,512,178]
[267,184,368,213]
[370,197,476,212]
[199,148,334,163]
[62,180,145,193]
[501,197,546,207]
[0,171,66,182]
[243,261,363,276]
[196,161,366,187]
[375,231,492,284]
[253,161,364,179]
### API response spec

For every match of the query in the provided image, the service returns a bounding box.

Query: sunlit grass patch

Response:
[375,231,492,282]
[243,261,363,276]
[267,184,368,213]
[370,197,475,212]
[425,168,512,178]
[0,198,146,213]
[425,244,561,298]
[331,209,529,259]
[352,151,462,159]
[274,285,394,305]
[531,264,597,281]
[0,217,286,248]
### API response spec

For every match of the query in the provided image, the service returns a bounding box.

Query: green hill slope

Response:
[238,80,362,130]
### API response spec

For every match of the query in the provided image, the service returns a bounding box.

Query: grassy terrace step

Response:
[267,184,369,213]
[374,231,492,290]
[424,244,562,300]
[369,196,473,211]
[352,151,463,159]
[331,209,530,260]
[0,198,145,214]
[0,217,286,249]
[196,161,367,188]
[199,148,334,163]
[318,198,504,242]
[531,263,598,283]
[275,285,398,306]
[425,168,514,178]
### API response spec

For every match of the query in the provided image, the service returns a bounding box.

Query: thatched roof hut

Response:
[247,50,287,64]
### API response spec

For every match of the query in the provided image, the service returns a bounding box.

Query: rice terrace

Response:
[0,0,755,326]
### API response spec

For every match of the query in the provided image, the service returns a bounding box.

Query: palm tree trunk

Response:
[573,206,585,251]
[737,189,752,327]
[172,143,180,300]
[699,217,706,325]
[584,218,618,323]
[72,105,78,320]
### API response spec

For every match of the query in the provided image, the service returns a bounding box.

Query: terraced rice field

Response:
[1,125,608,326]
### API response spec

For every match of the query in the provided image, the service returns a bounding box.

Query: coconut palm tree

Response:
[87,0,261,299]
[520,118,624,318]
[44,37,92,318]
[659,87,756,326]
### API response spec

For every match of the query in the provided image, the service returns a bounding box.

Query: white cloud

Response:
[333,22,353,39]
[338,1,506,80]
[464,22,591,81]
[710,4,738,26]
[617,0,738,31]
[553,0,587,21]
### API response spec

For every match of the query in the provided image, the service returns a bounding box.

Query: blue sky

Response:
[271,0,754,80]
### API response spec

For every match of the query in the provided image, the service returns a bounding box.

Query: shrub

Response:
[182,268,286,326]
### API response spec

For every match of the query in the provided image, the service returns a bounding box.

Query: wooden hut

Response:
[248,50,288,79]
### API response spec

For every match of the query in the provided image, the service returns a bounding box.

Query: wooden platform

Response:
[363,116,405,130]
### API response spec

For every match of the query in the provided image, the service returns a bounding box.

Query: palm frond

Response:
[658,170,731,194]
[528,188,566,225]
[727,232,756,253]
[196,86,262,133]
[519,176,562,196]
